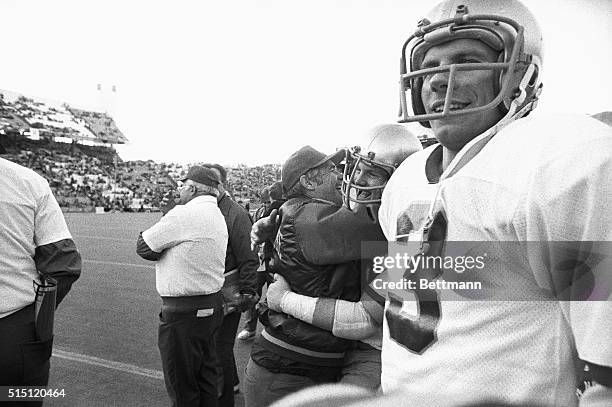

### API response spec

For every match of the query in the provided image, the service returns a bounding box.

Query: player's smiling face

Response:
[353,160,389,203]
[420,39,504,152]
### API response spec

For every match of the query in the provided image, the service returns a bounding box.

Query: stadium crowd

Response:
[0,135,280,213]
[1,89,281,214]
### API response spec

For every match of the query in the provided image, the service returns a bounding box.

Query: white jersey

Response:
[379,143,442,241]
[0,158,72,318]
[379,114,612,406]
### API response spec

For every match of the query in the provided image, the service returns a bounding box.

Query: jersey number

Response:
[386,287,441,354]
[387,211,446,353]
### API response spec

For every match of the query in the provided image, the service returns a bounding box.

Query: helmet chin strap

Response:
[498,62,540,127]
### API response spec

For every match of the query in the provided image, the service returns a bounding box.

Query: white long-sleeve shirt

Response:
[142,195,227,297]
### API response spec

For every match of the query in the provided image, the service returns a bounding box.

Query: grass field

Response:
[46,212,257,407]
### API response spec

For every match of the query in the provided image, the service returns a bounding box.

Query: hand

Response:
[225,292,259,314]
[160,191,179,215]
[266,274,291,312]
[250,209,279,251]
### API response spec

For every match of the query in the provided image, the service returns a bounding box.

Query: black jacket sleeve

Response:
[34,238,82,307]
[136,232,162,261]
[297,203,385,265]
[264,199,286,217]
[230,209,259,295]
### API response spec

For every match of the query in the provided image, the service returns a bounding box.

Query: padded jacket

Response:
[257,196,385,367]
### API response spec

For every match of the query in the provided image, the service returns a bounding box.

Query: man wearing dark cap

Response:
[202,163,259,407]
[136,165,228,407]
[243,146,385,407]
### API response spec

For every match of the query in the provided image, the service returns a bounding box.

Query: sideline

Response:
[52,348,163,380]
[73,235,134,243]
[83,259,155,269]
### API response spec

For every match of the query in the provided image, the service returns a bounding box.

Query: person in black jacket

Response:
[238,181,286,341]
[263,125,423,392]
[242,147,385,407]
[204,163,259,407]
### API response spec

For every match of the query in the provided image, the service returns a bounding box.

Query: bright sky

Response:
[1,0,610,165]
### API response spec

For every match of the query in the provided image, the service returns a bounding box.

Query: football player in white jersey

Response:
[269,0,612,406]
[377,0,612,406]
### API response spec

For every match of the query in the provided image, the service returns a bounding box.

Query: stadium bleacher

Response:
[1,89,281,213]
[1,133,281,213]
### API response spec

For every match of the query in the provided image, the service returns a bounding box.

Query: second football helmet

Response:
[342,124,422,210]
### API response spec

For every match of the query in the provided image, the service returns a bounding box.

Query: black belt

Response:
[161,292,222,313]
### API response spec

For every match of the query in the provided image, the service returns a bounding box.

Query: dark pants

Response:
[243,271,271,332]
[158,295,223,407]
[215,311,241,407]
[340,342,381,391]
[0,304,53,407]
[243,358,320,407]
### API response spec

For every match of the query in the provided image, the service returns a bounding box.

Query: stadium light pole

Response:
[96,83,121,207]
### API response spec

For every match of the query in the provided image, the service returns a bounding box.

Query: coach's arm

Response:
[298,204,385,265]
[226,206,259,295]
[32,181,81,307]
[137,205,188,261]
[266,274,383,341]
[136,232,162,261]
[34,239,81,307]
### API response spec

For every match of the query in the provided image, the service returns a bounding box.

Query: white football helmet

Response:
[398,0,544,128]
[342,124,422,210]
